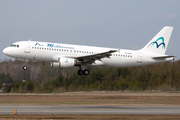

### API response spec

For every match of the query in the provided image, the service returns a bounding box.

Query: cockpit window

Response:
[10,44,19,48]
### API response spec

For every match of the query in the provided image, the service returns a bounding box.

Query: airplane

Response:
[3,26,175,75]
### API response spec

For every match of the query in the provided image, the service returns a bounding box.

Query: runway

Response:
[0,105,180,115]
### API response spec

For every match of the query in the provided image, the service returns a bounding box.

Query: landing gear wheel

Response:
[23,66,27,70]
[84,70,89,75]
[78,70,84,75]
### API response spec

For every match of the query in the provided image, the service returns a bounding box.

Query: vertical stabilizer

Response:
[141,26,173,55]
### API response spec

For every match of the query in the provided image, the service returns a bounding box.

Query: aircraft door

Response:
[24,41,31,53]
[137,52,143,63]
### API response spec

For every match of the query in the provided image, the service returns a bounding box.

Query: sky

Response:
[0,0,180,60]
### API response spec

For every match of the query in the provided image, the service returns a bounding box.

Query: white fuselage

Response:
[3,41,174,68]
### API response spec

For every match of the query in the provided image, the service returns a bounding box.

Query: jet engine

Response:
[51,58,76,68]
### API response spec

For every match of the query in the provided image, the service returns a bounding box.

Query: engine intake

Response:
[51,58,76,68]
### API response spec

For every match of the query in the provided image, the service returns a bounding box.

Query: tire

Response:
[78,70,84,75]
[23,66,27,70]
[84,70,89,75]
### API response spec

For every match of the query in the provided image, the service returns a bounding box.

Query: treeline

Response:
[1,59,180,93]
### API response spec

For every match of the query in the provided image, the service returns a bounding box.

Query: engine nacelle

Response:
[51,58,76,68]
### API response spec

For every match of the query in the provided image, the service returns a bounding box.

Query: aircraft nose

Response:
[3,48,8,55]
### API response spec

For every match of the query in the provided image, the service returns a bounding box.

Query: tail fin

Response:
[141,26,173,55]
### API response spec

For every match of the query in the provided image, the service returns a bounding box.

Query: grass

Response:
[0,92,180,105]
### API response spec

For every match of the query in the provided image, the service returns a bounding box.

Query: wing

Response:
[67,50,117,64]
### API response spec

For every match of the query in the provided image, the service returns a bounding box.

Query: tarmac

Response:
[0,105,180,115]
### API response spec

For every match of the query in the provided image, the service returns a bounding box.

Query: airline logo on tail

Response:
[147,37,165,49]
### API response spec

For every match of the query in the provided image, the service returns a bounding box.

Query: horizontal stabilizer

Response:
[152,55,175,59]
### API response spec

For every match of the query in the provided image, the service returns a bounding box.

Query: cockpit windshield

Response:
[10,44,19,48]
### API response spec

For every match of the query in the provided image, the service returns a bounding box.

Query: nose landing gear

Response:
[23,59,28,70]
[23,66,27,70]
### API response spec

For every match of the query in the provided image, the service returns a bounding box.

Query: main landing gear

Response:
[23,59,28,70]
[78,69,89,75]
[78,66,90,75]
